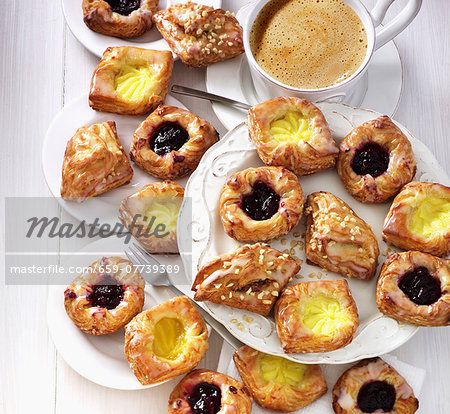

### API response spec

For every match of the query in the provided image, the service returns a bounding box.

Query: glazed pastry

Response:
[305,192,379,280]
[274,280,359,353]
[337,116,416,203]
[124,296,208,385]
[118,180,184,254]
[60,121,133,201]
[192,243,300,316]
[168,369,252,414]
[233,345,327,412]
[153,2,244,67]
[332,357,419,413]
[89,46,173,115]
[82,0,158,38]
[220,166,303,242]
[247,97,338,176]
[382,181,450,257]
[130,105,219,179]
[64,257,145,335]
[376,251,450,326]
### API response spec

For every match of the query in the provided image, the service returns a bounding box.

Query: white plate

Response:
[62,0,222,58]
[178,103,449,364]
[42,93,189,227]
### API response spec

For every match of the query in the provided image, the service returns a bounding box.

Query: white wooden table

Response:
[1,0,449,413]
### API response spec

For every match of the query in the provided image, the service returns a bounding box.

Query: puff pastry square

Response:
[305,192,379,280]
[233,345,327,412]
[61,121,133,201]
[192,243,300,316]
[382,181,450,257]
[274,280,359,353]
[248,97,338,176]
[89,46,173,115]
[153,2,244,67]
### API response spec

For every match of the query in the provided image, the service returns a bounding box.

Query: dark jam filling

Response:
[398,266,442,306]
[88,275,124,310]
[187,382,222,414]
[240,181,280,221]
[150,123,190,156]
[105,0,141,16]
[357,380,396,413]
[351,142,389,177]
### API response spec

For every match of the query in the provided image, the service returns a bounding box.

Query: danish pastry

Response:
[332,357,419,413]
[220,166,303,242]
[382,181,450,257]
[274,280,359,353]
[64,257,145,335]
[61,121,133,201]
[168,369,252,414]
[192,243,300,316]
[247,97,338,176]
[124,296,208,385]
[89,46,173,115]
[305,192,379,280]
[376,251,450,326]
[153,2,244,68]
[233,345,327,412]
[337,116,416,203]
[118,180,184,254]
[82,0,157,38]
[129,105,219,179]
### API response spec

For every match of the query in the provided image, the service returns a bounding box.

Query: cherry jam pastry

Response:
[337,116,416,203]
[150,124,190,155]
[105,0,141,15]
[332,357,418,414]
[168,369,252,414]
[376,251,450,326]
[87,275,124,309]
[241,181,280,221]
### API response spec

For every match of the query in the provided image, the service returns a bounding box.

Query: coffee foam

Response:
[250,0,368,89]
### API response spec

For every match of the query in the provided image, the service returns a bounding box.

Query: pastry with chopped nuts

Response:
[152,2,244,67]
[192,243,300,316]
[61,121,133,201]
[305,192,379,280]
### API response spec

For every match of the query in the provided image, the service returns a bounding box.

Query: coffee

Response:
[250,0,368,89]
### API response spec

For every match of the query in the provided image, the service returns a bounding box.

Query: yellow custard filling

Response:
[269,111,313,143]
[152,317,186,360]
[114,65,154,101]
[259,354,308,387]
[144,201,180,234]
[301,295,350,336]
[410,197,450,236]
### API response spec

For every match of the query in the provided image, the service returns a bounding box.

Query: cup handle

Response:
[370,0,422,50]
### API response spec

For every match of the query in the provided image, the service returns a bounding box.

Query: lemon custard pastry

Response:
[153,2,244,67]
[332,357,419,414]
[168,369,252,414]
[274,280,359,353]
[61,121,133,201]
[220,166,304,242]
[383,181,450,257]
[64,257,145,335]
[233,345,327,412]
[89,46,173,115]
[82,0,158,38]
[130,105,219,179]
[305,192,379,280]
[247,97,339,176]
[192,243,300,316]
[376,251,450,326]
[337,116,416,203]
[124,296,208,385]
[118,180,184,254]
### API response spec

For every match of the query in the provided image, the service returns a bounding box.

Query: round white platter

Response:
[178,102,449,364]
[62,0,222,58]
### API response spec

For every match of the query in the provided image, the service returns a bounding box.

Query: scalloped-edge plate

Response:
[177,102,449,364]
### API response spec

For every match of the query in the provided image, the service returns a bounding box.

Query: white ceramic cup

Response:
[242,0,422,102]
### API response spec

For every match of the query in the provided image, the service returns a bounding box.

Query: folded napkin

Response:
[217,342,425,413]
